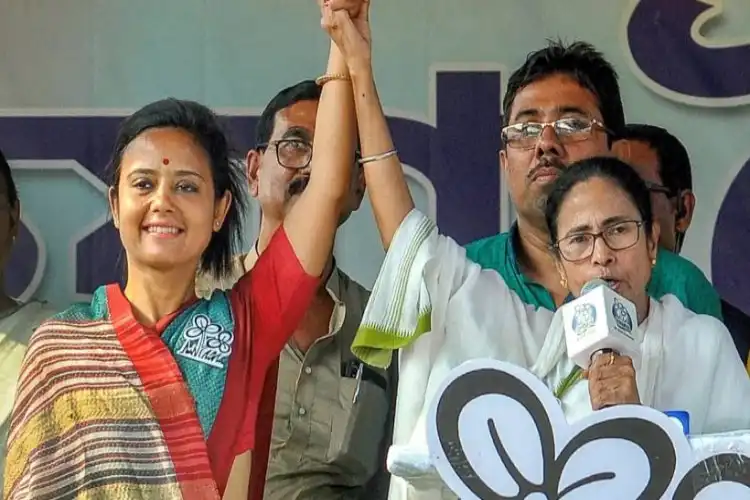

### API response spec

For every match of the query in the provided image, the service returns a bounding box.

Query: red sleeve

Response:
[229,227,319,451]
[247,361,278,499]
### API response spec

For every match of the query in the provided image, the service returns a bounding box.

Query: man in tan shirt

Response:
[197,80,395,499]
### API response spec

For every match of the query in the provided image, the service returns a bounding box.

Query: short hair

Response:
[618,124,692,193]
[255,80,321,146]
[107,98,247,280]
[545,156,653,245]
[504,40,626,138]
[0,147,19,207]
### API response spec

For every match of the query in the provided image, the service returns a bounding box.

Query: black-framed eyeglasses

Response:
[553,220,644,262]
[256,139,362,170]
[501,117,609,149]
[256,139,313,170]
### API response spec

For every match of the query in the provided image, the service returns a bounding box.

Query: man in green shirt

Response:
[464,41,722,319]
[613,124,749,367]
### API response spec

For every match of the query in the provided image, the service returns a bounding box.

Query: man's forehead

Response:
[613,139,662,183]
[272,99,319,140]
[508,74,602,122]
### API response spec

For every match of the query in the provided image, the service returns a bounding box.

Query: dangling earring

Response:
[560,276,568,289]
[651,258,657,267]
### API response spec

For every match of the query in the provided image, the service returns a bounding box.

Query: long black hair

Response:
[0,147,19,207]
[545,156,654,245]
[107,98,247,279]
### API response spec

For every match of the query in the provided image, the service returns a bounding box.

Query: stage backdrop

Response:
[1,0,749,313]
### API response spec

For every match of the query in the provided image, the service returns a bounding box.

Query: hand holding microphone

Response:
[585,348,640,410]
[561,278,641,410]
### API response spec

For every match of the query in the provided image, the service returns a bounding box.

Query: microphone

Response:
[561,278,641,369]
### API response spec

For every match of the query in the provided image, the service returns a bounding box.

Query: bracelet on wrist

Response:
[358,149,398,165]
[315,73,351,86]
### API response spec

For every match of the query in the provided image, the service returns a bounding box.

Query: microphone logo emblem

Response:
[612,298,634,333]
[572,303,596,337]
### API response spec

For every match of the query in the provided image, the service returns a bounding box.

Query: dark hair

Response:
[255,80,321,146]
[545,156,653,245]
[107,98,247,279]
[618,124,692,193]
[0,148,19,207]
[504,40,625,139]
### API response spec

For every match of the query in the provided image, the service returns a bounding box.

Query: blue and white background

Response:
[2,0,749,315]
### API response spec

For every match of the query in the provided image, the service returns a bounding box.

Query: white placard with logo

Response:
[421,359,750,499]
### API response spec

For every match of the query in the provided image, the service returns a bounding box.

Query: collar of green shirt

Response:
[505,223,570,310]
[466,225,723,320]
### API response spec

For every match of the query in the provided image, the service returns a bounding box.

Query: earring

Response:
[651,258,657,267]
[560,276,568,289]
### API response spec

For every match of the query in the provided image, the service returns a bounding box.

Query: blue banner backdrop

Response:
[1,0,749,315]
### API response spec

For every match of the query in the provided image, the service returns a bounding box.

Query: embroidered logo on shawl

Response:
[177,313,233,369]
[571,303,596,337]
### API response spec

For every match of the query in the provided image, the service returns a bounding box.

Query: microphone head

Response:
[564,277,640,369]
[580,278,610,295]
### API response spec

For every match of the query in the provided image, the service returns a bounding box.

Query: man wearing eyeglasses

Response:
[614,124,750,371]
[196,80,394,499]
[613,124,695,254]
[465,41,723,320]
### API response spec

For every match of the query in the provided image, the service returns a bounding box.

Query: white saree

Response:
[0,300,58,495]
[351,209,750,500]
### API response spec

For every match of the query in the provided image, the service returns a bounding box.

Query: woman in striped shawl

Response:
[3,20,359,498]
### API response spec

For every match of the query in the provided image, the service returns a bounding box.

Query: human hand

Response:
[584,351,641,410]
[318,0,363,18]
[319,0,372,74]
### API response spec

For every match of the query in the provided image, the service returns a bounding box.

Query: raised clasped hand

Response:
[318,0,372,72]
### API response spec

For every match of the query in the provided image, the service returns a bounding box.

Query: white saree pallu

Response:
[0,300,58,492]
[351,209,750,500]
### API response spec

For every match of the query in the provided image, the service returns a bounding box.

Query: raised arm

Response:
[223,3,362,464]
[280,7,358,275]
[326,0,414,250]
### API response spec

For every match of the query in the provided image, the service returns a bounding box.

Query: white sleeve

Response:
[352,209,534,368]
[700,316,750,434]
[372,211,547,498]
[660,313,750,434]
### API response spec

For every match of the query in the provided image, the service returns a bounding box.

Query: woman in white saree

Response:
[0,149,58,488]
[319,2,750,498]
[357,160,750,499]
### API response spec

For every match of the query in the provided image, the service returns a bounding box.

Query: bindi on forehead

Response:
[122,129,210,171]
